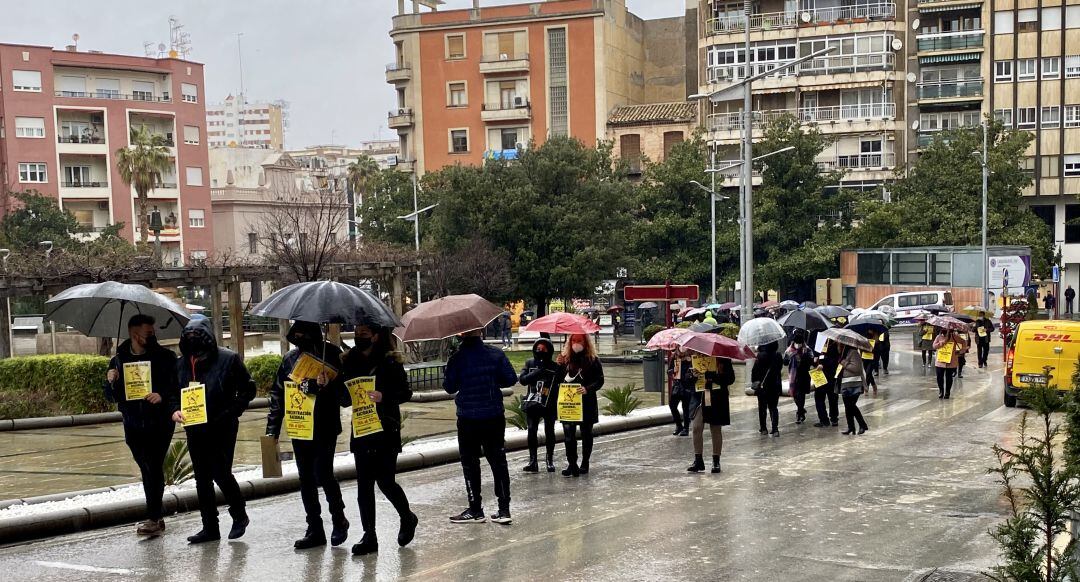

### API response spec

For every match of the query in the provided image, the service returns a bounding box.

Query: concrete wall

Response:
[642,16,688,104]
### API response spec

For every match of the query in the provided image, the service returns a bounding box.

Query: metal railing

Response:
[54,91,169,102]
[385,62,410,72]
[388,107,414,118]
[156,182,178,189]
[706,109,796,131]
[704,2,895,35]
[917,79,983,99]
[482,100,531,111]
[58,135,105,144]
[706,61,798,84]
[61,181,107,188]
[916,31,984,52]
[480,52,529,62]
[827,152,896,169]
[800,102,896,122]
[706,52,894,83]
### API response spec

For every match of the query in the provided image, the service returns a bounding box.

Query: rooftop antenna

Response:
[168,16,191,59]
[143,41,155,57]
[71,33,79,51]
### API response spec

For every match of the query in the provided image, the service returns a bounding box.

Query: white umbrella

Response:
[737,317,785,346]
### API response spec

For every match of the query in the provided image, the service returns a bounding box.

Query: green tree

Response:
[850,120,1051,274]
[1,191,81,250]
[347,155,380,241]
[115,126,171,245]
[357,168,431,247]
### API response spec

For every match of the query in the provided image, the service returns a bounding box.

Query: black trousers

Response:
[793,389,806,417]
[525,407,556,460]
[936,367,956,397]
[353,438,411,537]
[976,340,990,366]
[875,349,890,373]
[186,420,246,529]
[756,390,779,431]
[669,389,691,430]
[124,421,174,521]
[815,388,838,425]
[563,422,594,467]
[863,359,877,389]
[292,439,345,528]
[842,393,867,432]
[456,417,511,513]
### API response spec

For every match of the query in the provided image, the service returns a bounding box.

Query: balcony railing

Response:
[830,152,896,169]
[800,102,896,122]
[385,63,412,83]
[58,135,106,144]
[61,181,108,188]
[480,52,529,62]
[707,52,894,84]
[707,109,796,131]
[156,182,178,189]
[54,91,169,102]
[482,100,530,111]
[916,31,984,52]
[917,79,983,99]
[705,2,895,35]
[385,62,410,72]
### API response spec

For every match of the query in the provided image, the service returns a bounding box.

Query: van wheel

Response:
[1004,392,1017,408]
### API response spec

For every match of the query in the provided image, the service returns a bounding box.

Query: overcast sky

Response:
[5,1,682,149]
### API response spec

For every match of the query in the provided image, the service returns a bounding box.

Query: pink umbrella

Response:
[759,300,780,309]
[644,327,692,351]
[524,312,601,334]
[675,331,757,361]
[927,315,968,332]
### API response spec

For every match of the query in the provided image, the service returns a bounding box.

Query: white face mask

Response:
[572,343,585,354]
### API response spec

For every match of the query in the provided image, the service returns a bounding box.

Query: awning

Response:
[917,2,982,13]
[919,51,981,65]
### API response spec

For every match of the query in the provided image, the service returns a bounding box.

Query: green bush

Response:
[676,321,692,329]
[245,354,282,397]
[601,383,643,416]
[0,354,110,419]
[506,395,528,430]
[718,323,740,340]
[642,324,665,342]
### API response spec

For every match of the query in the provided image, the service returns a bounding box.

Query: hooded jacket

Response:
[104,338,179,430]
[974,317,995,343]
[444,336,517,420]
[265,321,346,442]
[557,351,605,425]
[519,338,560,413]
[751,341,783,396]
[170,316,256,427]
[341,345,412,453]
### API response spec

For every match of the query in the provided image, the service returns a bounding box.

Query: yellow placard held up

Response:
[557,383,584,422]
[123,361,152,401]
[922,327,934,341]
[977,327,988,338]
[810,368,829,389]
[937,341,955,365]
[284,381,316,440]
[289,353,339,383]
[861,338,876,360]
[181,383,208,427]
[878,333,886,342]
[346,377,383,439]
[691,354,717,376]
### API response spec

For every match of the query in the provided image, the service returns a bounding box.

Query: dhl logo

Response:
[1031,334,1077,342]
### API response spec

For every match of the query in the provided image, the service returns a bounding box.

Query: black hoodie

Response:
[265,321,346,441]
[170,316,256,427]
[104,338,179,430]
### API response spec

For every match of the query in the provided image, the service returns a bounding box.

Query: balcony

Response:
[394,159,416,173]
[917,79,983,101]
[56,133,108,154]
[706,52,894,85]
[388,108,414,129]
[385,63,412,84]
[481,101,532,122]
[707,109,796,133]
[821,152,896,170]
[916,31,984,52]
[800,103,896,122]
[704,3,896,36]
[54,91,170,103]
[479,53,530,74]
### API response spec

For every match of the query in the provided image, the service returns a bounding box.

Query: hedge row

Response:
[0,355,111,419]
[246,354,282,397]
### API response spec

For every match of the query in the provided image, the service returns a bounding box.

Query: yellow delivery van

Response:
[1004,320,1080,407]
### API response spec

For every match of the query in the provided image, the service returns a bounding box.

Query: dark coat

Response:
[443,337,517,420]
[751,347,783,397]
[557,356,605,425]
[785,343,814,395]
[669,357,697,396]
[873,330,890,354]
[265,322,346,442]
[104,339,179,430]
[519,358,560,415]
[1067,288,1076,302]
[690,357,734,426]
[975,318,995,343]
[341,349,413,453]
[171,317,256,428]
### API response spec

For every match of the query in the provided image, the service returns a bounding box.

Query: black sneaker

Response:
[812,422,828,428]
[522,461,539,473]
[561,465,579,477]
[449,508,486,524]
[677,429,689,437]
[330,516,349,547]
[490,509,512,525]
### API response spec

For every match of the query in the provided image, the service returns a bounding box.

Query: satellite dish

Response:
[72,33,80,42]
[911,120,920,131]
[911,18,920,30]
[906,72,917,83]
[891,38,903,51]
[800,11,812,22]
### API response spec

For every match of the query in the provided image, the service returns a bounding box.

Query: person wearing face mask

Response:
[667,348,694,437]
[813,339,840,428]
[265,321,349,550]
[340,324,417,555]
[443,329,518,525]
[556,334,605,477]
[518,338,560,473]
[752,341,783,436]
[103,314,179,537]
[784,329,814,425]
[169,315,256,544]
[686,355,734,474]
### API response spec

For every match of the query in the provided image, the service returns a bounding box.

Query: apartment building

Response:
[0,43,212,266]
[387,0,687,174]
[206,94,288,150]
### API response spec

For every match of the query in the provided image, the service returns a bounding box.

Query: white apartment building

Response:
[206,94,288,149]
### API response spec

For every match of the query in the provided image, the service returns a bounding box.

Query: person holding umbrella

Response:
[932,324,967,399]
[518,338,561,473]
[556,334,605,476]
[836,343,869,435]
[265,321,350,550]
[813,340,840,428]
[752,341,783,437]
[784,329,814,424]
[917,316,935,367]
[170,315,256,544]
[103,314,180,537]
[341,324,418,555]
[686,356,735,473]
[668,347,694,437]
[874,328,891,376]
[974,313,995,368]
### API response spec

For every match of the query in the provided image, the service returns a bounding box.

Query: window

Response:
[14,117,44,138]
[95,78,119,98]
[1018,8,1038,32]
[1021,157,1035,177]
[189,250,208,263]
[63,165,91,185]
[1066,155,1080,177]
[1030,205,1056,232]
[1042,106,1061,128]
[994,11,1014,34]
[132,81,154,101]
[1044,7,1063,30]
[1042,155,1060,178]
[663,131,684,159]
[1070,6,1080,29]
[1043,57,1061,79]
[548,28,568,137]
[181,83,198,103]
[930,253,951,286]
[248,233,258,254]
[57,75,86,97]
[994,108,1014,127]
[447,34,465,59]
[1017,107,1037,128]
[857,254,890,284]
[185,167,203,186]
[893,253,928,285]
[12,70,40,91]
[1066,105,1080,128]
[448,82,467,107]
[1067,205,1080,244]
[188,209,205,228]
[1017,59,1037,81]
[183,125,200,145]
[994,60,1013,82]
[18,163,46,183]
[500,128,519,151]
[450,129,468,153]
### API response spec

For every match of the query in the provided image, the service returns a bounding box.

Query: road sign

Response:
[1053,265,1061,283]
[623,285,700,302]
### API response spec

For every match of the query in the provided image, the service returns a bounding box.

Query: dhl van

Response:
[1004,320,1080,407]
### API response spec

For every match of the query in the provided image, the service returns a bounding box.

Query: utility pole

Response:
[710,148,717,303]
[741,0,754,323]
[981,121,989,310]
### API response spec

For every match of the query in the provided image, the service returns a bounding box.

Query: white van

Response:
[870,291,953,321]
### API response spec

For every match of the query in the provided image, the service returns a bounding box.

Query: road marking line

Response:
[34,560,133,574]
[978,406,1023,423]
[863,399,931,417]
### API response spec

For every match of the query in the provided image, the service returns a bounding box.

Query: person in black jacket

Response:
[556,334,605,477]
[518,338,560,473]
[667,349,693,437]
[169,315,256,544]
[873,329,891,376]
[686,356,734,474]
[265,321,349,550]
[974,315,995,368]
[103,314,179,537]
[341,324,417,555]
[785,330,814,425]
[752,341,783,436]
[813,340,841,428]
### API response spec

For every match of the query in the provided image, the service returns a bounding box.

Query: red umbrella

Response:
[524,312,601,334]
[674,331,756,361]
[645,327,691,351]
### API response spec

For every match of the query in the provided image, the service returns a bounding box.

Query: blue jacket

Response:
[443,337,517,420]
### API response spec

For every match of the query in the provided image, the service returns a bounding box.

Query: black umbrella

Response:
[45,282,191,340]
[777,308,833,332]
[689,322,721,333]
[844,315,888,337]
[251,281,400,328]
[815,305,851,319]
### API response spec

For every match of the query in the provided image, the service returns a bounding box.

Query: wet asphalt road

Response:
[0,343,1021,581]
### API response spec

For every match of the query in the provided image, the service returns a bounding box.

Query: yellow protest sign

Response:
[346,377,383,439]
[284,381,316,440]
[977,327,988,338]
[123,361,152,401]
[861,339,875,360]
[691,355,717,376]
[557,383,584,422]
[922,327,933,341]
[810,368,829,389]
[937,341,955,365]
[878,333,886,342]
[289,353,339,383]
[181,383,207,426]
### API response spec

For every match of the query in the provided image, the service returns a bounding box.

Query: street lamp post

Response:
[398,175,438,305]
[981,122,989,310]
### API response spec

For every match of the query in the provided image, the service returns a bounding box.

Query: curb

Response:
[0,408,671,544]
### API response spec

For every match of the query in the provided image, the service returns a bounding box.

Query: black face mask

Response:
[180,333,212,356]
[354,337,373,351]
[144,335,159,348]
[534,349,552,362]
[292,334,314,349]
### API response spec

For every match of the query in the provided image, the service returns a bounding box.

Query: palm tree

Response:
[346,155,379,206]
[115,126,172,245]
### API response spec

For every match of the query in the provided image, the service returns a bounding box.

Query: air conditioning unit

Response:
[499,53,510,60]
[399,108,410,115]
[513,96,527,108]
[515,142,526,150]
[97,201,109,210]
